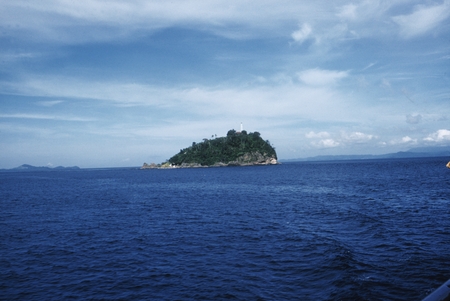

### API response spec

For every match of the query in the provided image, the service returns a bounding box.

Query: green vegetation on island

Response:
[142,129,278,168]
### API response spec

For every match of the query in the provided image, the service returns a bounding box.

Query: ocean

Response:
[1,157,449,300]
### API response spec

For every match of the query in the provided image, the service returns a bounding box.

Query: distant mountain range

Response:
[282,146,450,162]
[2,164,81,172]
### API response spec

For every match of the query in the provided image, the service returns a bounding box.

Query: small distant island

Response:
[142,129,278,169]
[1,164,81,172]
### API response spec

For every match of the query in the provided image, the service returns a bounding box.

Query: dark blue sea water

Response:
[1,157,449,300]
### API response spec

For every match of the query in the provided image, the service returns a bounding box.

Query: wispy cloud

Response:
[6,74,352,118]
[297,69,348,86]
[0,113,95,122]
[291,23,312,44]
[305,131,330,139]
[0,52,41,62]
[0,1,337,43]
[0,122,56,136]
[337,4,358,21]
[1,0,448,50]
[37,100,64,107]
[406,114,422,124]
[337,1,393,23]
[392,1,450,38]
[362,62,376,71]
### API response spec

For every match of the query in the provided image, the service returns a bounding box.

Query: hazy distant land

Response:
[2,146,448,171]
[2,164,81,172]
[281,146,450,162]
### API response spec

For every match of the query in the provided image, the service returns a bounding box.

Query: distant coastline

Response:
[1,164,81,172]
[280,146,450,163]
[2,146,448,171]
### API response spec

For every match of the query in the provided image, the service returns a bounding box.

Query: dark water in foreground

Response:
[1,157,449,300]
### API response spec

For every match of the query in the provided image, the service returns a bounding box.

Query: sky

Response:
[1,0,449,168]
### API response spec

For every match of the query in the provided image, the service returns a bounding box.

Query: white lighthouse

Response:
[240,122,243,132]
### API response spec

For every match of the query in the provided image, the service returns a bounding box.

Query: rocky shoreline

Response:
[141,152,278,169]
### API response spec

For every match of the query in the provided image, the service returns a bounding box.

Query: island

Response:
[1,164,81,172]
[142,129,278,169]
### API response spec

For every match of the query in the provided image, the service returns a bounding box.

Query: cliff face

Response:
[141,130,278,169]
[227,151,278,166]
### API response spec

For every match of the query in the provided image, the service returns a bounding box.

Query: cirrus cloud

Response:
[0,113,95,122]
[392,1,450,38]
[297,68,348,86]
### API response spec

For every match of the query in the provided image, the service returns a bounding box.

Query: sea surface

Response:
[1,157,449,300]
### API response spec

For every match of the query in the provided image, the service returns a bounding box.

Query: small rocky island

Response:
[142,129,278,169]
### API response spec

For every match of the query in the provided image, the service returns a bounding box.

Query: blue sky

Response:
[1,0,449,168]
